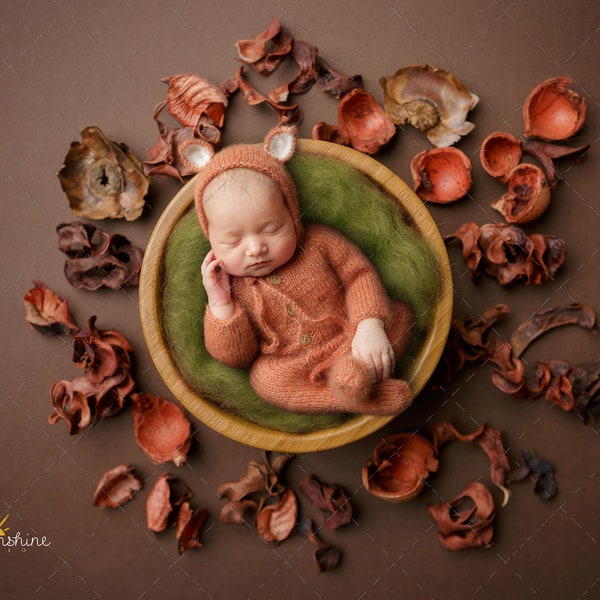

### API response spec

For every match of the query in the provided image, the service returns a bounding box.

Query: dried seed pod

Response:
[130,393,192,467]
[523,76,587,141]
[362,432,438,502]
[380,65,479,147]
[93,465,142,508]
[338,88,396,154]
[24,281,78,336]
[256,489,298,543]
[311,121,350,146]
[410,147,472,203]
[480,131,523,182]
[58,126,149,221]
[491,163,551,223]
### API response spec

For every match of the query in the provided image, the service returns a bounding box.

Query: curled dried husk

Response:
[362,432,438,502]
[311,121,350,146]
[297,517,342,573]
[130,393,192,467]
[58,126,148,221]
[256,488,298,543]
[380,65,479,147]
[24,281,78,336]
[236,18,293,76]
[312,47,362,99]
[410,147,472,203]
[427,482,495,550]
[160,74,227,128]
[510,450,558,501]
[491,163,551,223]
[298,474,352,531]
[93,464,142,508]
[338,88,395,154]
[480,131,523,182]
[177,504,209,554]
[523,76,586,141]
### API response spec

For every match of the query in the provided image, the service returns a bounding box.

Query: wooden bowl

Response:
[139,139,453,453]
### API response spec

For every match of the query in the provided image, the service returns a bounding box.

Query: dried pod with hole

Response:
[490,163,551,223]
[362,432,438,502]
[523,76,586,141]
[338,88,395,154]
[480,131,523,182]
[380,65,479,147]
[410,147,472,203]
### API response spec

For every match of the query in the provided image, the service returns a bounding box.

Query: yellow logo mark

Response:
[0,514,9,536]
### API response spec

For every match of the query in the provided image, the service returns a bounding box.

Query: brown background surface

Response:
[1,1,598,599]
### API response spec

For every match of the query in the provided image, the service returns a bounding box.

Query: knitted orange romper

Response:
[194,130,415,416]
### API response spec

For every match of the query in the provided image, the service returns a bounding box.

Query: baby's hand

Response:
[351,318,395,380]
[201,250,234,319]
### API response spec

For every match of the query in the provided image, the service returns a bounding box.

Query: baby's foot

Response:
[328,356,376,406]
[359,378,412,416]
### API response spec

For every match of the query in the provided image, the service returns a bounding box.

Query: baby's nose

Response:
[245,236,266,256]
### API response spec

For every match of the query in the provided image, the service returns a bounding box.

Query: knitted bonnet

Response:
[181,126,302,239]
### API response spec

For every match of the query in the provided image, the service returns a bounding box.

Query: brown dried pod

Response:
[129,393,192,467]
[338,88,396,154]
[24,281,78,336]
[93,464,142,509]
[256,488,298,543]
[235,18,293,75]
[58,126,149,221]
[427,482,495,550]
[410,147,472,203]
[297,517,342,573]
[523,76,587,141]
[491,163,551,223]
[177,504,209,555]
[160,74,228,128]
[380,65,479,147]
[312,47,362,100]
[311,121,351,146]
[298,474,352,531]
[362,432,438,502]
[480,131,523,182]
[48,377,95,434]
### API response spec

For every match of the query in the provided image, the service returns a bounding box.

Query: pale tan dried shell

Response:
[480,131,523,182]
[523,76,586,141]
[491,163,551,224]
[337,88,395,154]
[380,65,479,147]
[410,147,472,203]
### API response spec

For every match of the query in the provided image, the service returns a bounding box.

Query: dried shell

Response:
[311,121,350,146]
[24,281,78,336]
[362,432,438,502]
[93,464,142,508]
[480,131,523,182]
[256,489,298,543]
[410,147,472,203]
[491,163,551,223]
[130,393,192,466]
[380,65,479,147]
[523,76,586,141]
[58,126,149,221]
[338,88,395,154]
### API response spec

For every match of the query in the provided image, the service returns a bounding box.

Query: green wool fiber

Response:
[161,153,441,433]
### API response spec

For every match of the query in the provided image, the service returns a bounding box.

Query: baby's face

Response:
[204,169,298,277]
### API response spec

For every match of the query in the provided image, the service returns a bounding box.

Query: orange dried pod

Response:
[523,76,586,141]
[338,88,396,154]
[160,74,228,128]
[491,163,551,223]
[256,489,298,543]
[311,121,350,146]
[362,432,438,502]
[410,147,472,203]
[480,131,523,182]
[93,464,142,508]
[130,393,192,467]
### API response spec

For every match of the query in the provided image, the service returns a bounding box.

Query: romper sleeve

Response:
[203,303,259,369]
[315,224,391,325]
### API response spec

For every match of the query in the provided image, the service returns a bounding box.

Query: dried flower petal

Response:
[236,18,293,76]
[298,474,352,530]
[510,304,596,357]
[522,138,589,186]
[93,464,142,508]
[432,422,511,505]
[48,376,95,434]
[160,74,227,128]
[219,499,258,525]
[256,488,298,543]
[58,126,149,221]
[510,450,558,501]
[296,517,342,573]
[427,482,495,550]
[146,474,174,532]
[130,393,192,467]
[312,47,362,99]
[338,88,396,154]
[362,432,438,502]
[177,503,209,554]
[311,121,351,146]
[24,281,78,336]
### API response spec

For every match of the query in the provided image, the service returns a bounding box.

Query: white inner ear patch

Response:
[267,132,295,161]
[181,142,213,170]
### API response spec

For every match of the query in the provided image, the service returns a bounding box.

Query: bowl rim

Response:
[139,138,453,453]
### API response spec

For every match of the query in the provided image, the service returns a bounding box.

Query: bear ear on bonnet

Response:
[179,124,297,173]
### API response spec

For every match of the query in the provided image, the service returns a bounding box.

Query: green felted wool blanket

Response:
[161,153,441,433]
